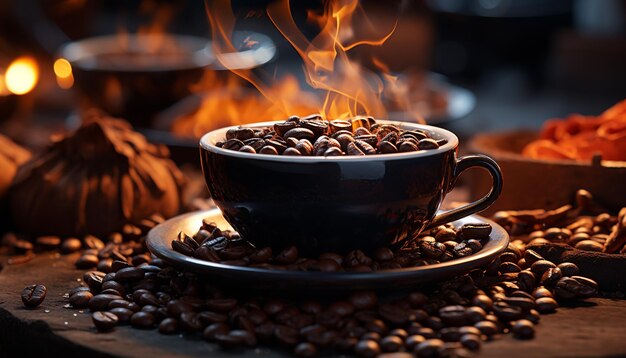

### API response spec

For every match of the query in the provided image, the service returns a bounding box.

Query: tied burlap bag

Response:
[9,111,185,237]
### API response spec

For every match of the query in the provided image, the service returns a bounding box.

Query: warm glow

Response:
[54,58,75,89]
[5,57,39,95]
[172,0,423,138]
[54,58,72,78]
[0,74,6,95]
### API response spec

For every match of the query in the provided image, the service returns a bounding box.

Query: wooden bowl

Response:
[468,130,626,214]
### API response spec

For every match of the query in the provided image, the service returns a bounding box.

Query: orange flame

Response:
[171,0,423,138]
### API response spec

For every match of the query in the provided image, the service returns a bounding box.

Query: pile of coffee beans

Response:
[216,115,446,156]
[170,222,491,271]
[40,215,597,358]
[11,189,612,357]
[494,189,626,254]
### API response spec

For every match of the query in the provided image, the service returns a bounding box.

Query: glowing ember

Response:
[4,57,39,95]
[172,0,423,139]
[523,99,626,162]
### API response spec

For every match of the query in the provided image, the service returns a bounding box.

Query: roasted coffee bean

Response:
[294,342,318,357]
[440,327,461,342]
[83,235,104,250]
[89,294,123,312]
[465,306,487,324]
[535,297,559,313]
[21,284,47,308]
[92,311,118,331]
[380,335,403,352]
[504,297,536,311]
[555,276,598,299]
[259,145,279,155]
[492,301,523,321]
[243,137,266,151]
[439,305,468,326]
[274,122,297,136]
[523,250,543,265]
[203,322,230,342]
[461,223,492,239]
[70,290,93,308]
[83,271,105,292]
[499,262,521,273]
[418,138,439,150]
[298,119,328,137]
[420,241,446,259]
[471,295,493,312]
[541,267,563,287]
[283,147,301,156]
[179,312,202,333]
[415,339,444,357]
[171,239,195,257]
[532,287,554,299]
[355,339,381,357]
[378,141,398,154]
[530,260,557,276]
[36,236,61,249]
[404,334,426,350]
[452,242,473,258]
[75,254,99,269]
[158,317,179,334]
[460,333,481,351]
[474,321,498,336]
[130,311,155,329]
[557,262,579,277]
[115,267,144,282]
[517,270,536,292]
[109,307,134,323]
[275,325,299,346]
[512,319,535,339]
[398,140,419,152]
[61,238,82,253]
[284,127,315,141]
[575,240,603,252]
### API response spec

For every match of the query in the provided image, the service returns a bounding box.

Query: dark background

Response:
[1,0,625,141]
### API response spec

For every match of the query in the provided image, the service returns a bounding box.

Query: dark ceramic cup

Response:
[200,120,502,255]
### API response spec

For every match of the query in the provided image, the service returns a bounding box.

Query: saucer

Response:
[146,209,509,291]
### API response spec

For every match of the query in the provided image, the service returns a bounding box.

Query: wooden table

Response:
[1,252,625,358]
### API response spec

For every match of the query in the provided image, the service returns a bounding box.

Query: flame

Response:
[54,58,74,89]
[115,0,178,54]
[171,0,423,138]
[170,71,318,136]
[266,0,395,119]
[4,57,39,95]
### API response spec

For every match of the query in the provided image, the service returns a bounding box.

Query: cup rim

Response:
[199,119,459,163]
[60,34,213,72]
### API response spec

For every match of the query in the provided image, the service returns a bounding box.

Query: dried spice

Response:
[9,110,185,237]
[523,99,626,161]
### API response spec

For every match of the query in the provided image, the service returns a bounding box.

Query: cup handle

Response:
[427,154,503,229]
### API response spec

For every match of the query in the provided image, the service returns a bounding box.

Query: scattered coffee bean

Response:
[512,319,535,339]
[92,311,118,332]
[21,284,47,308]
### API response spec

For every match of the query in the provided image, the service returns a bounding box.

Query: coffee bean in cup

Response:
[217,116,446,156]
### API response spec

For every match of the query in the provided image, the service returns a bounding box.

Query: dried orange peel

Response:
[522,99,626,162]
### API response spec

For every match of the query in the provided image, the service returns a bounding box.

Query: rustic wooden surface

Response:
[1,252,625,358]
